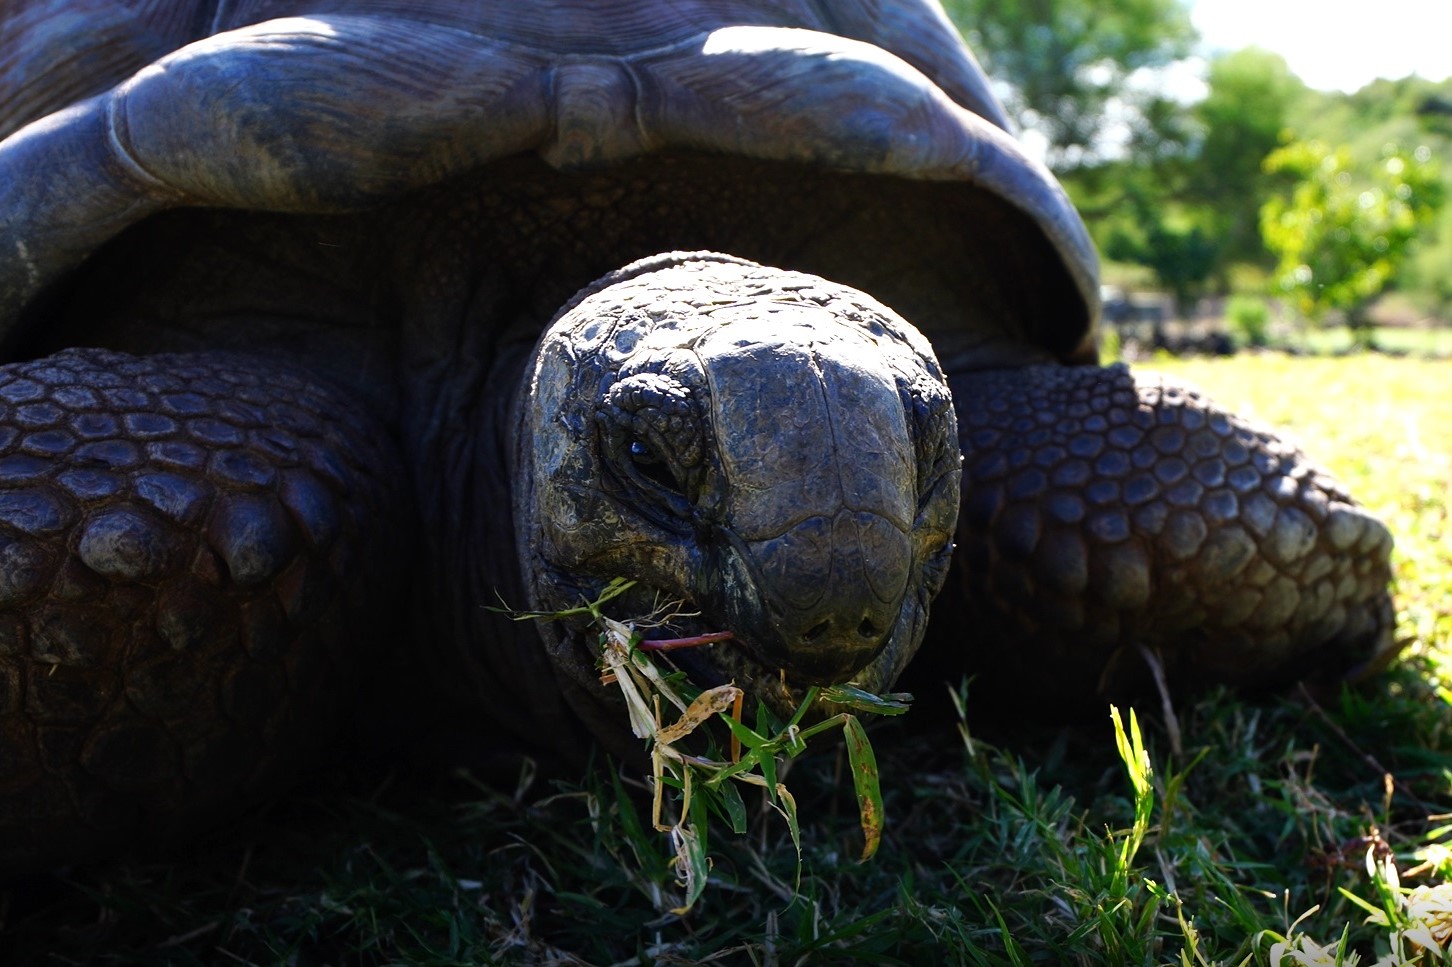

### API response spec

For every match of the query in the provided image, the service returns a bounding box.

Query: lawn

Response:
[1278,325,1452,358]
[3,353,1450,965]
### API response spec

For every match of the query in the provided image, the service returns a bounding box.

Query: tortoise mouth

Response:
[563,580,893,720]
[617,592,803,711]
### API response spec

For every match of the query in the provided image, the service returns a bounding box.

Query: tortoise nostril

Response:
[776,610,897,683]
[798,617,886,647]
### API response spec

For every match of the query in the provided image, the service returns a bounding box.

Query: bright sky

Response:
[1189,0,1452,92]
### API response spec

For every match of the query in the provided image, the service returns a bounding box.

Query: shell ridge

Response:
[105,74,175,196]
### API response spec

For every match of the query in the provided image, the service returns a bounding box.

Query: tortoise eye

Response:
[595,372,703,517]
[627,435,683,495]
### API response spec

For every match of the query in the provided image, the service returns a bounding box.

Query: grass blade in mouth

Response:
[637,630,737,651]
[502,579,911,913]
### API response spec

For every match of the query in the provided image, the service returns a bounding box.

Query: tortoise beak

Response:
[717,511,911,684]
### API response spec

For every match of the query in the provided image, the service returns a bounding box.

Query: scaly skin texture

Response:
[0,349,403,874]
[916,363,1395,709]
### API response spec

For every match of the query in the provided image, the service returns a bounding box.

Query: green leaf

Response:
[758,748,779,804]
[754,697,784,736]
[822,684,914,716]
[710,776,748,835]
[786,686,821,729]
[705,748,766,787]
[610,768,669,881]
[1108,705,1152,886]
[506,581,904,913]
[719,710,771,750]
[670,822,709,916]
[776,784,802,883]
[490,577,637,622]
[842,715,884,861]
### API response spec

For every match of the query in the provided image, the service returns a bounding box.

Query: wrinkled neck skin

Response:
[512,255,959,755]
[393,311,599,762]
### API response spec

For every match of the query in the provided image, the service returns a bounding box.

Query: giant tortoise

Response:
[0,0,1395,877]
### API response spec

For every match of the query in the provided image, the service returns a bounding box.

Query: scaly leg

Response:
[0,348,404,877]
[920,362,1396,712]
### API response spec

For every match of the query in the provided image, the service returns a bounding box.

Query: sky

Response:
[1189,0,1452,92]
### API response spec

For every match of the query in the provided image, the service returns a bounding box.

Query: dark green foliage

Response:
[945,1,1452,316]
[1291,76,1452,318]
[1261,139,1444,344]
[1104,209,1219,312]
[942,0,1195,167]
[1191,48,1308,270]
[1225,295,1272,348]
[1072,48,1310,302]
[8,662,1452,964]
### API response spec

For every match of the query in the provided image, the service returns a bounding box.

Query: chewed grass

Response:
[5,351,1452,965]
[508,577,908,914]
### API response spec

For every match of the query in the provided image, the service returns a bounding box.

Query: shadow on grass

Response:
[6,661,1452,965]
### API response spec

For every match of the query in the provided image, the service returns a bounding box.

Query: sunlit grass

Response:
[4,351,1451,964]
[1277,325,1452,358]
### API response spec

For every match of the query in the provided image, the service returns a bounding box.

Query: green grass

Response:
[1270,325,1452,358]
[4,353,1452,965]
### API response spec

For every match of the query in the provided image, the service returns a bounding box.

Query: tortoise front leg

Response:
[0,348,405,878]
[921,362,1396,711]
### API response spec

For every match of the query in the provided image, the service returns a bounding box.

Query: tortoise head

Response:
[517,254,959,709]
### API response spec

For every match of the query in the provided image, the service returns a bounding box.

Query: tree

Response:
[1065,48,1304,306]
[1405,199,1452,314]
[1103,205,1217,317]
[1098,49,1306,300]
[1260,140,1443,346]
[1288,77,1452,321]
[942,0,1195,169]
[1191,48,1306,270]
